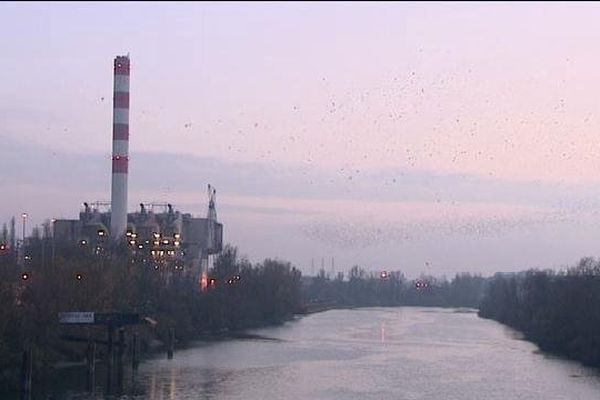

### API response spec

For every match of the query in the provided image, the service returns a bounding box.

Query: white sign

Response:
[58,312,95,324]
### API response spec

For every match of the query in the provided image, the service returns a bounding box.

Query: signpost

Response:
[58,312,95,324]
[94,313,140,326]
[58,312,141,326]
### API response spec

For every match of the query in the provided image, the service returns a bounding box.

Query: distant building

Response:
[54,201,223,284]
[51,55,223,286]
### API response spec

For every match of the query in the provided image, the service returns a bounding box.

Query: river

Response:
[47,307,600,399]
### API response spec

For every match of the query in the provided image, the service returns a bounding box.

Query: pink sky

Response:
[3,2,600,276]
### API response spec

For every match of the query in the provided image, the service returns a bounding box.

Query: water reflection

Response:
[49,308,600,400]
[148,374,156,400]
[169,366,175,400]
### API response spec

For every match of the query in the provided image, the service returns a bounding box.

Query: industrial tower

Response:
[110,55,130,239]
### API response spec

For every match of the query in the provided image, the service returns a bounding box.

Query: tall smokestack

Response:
[110,55,130,239]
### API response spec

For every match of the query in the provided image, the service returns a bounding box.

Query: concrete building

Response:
[53,55,223,286]
[54,201,223,283]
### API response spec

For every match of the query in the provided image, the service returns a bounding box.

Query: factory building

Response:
[53,55,223,287]
[53,200,223,283]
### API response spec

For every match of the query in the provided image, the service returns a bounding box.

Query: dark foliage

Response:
[0,241,302,394]
[302,267,486,310]
[478,257,600,367]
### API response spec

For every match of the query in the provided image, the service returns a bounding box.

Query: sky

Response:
[3,2,600,277]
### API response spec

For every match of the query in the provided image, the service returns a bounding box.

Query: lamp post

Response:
[21,213,27,241]
[19,213,27,266]
[51,218,56,268]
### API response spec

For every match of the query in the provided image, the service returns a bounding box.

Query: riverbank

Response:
[41,307,600,400]
[478,264,600,370]
[296,301,358,315]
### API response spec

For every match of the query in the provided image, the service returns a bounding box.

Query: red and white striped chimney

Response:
[110,55,130,239]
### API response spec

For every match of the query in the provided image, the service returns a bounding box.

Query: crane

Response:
[200,184,218,290]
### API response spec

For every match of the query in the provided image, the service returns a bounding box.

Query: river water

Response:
[50,307,600,399]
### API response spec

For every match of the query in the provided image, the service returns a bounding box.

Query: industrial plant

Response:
[3,55,223,288]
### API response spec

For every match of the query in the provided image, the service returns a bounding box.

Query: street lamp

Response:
[17,213,28,266]
[21,213,27,241]
[51,219,56,268]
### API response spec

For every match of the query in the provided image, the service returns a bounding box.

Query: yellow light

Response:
[174,241,180,247]
[174,233,180,239]
[153,232,160,239]
[129,240,135,245]
[131,233,137,238]
[162,240,169,245]
[153,241,159,246]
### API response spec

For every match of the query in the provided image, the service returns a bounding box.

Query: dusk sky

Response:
[4,2,600,277]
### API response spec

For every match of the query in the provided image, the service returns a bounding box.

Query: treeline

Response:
[478,257,600,367]
[0,241,302,395]
[303,266,486,309]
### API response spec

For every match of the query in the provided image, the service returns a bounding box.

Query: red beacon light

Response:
[415,280,430,290]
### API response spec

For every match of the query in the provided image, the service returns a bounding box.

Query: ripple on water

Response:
[49,307,600,400]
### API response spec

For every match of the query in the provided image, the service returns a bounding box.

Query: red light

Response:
[415,280,429,289]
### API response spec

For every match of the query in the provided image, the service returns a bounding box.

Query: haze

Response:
[3,2,600,277]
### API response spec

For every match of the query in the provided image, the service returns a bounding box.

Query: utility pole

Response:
[20,213,27,265]
[10,217,15,249]
[21,213,27,242]
[51,219,56,268]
